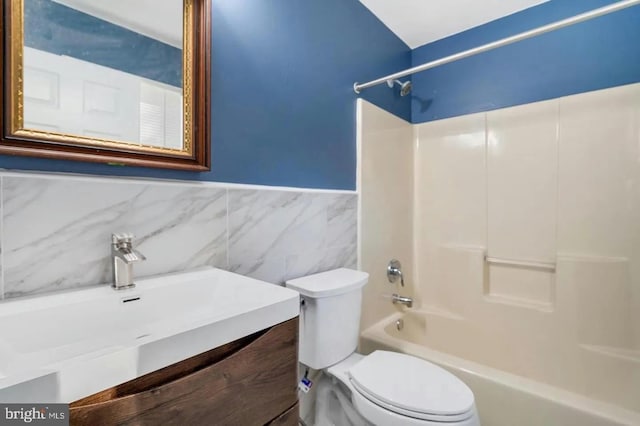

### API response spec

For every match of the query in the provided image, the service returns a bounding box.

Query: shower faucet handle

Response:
[387,259,404,287]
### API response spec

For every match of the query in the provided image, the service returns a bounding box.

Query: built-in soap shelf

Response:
[482,250,557,312]
[482,292,555,313]
[482,253,632,316]
[484,255,556,273]
[580,344,640,365]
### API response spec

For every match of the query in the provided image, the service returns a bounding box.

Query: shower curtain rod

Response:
[353,0,640,94]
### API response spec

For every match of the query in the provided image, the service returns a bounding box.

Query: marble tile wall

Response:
[0,172,358,299]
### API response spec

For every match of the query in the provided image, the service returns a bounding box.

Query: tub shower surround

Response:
[358,83,640,426]
[0,173,357,299]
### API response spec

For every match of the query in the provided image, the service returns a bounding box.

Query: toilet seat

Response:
[348,351,476,423]
[350,380,475,423]
[349,386,479,426]
[325,352,479,425]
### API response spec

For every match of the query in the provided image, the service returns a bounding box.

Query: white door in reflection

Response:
[23,47,183,148]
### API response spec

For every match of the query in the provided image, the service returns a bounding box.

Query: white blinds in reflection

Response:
[139,81,184,149]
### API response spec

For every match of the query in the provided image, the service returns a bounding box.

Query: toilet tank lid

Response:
[285,268,368,298]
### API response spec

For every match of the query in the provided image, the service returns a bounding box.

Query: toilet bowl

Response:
[316,352,479,426]
[286,269,480,426]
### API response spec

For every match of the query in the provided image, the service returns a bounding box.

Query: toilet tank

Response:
[285,268,369,370]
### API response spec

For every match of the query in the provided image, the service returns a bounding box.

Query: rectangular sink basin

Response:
[0,268,300,402]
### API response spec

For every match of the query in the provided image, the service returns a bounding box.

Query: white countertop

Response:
[0,268,300,403]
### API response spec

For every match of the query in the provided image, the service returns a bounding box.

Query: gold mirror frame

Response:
[1,0,211,171]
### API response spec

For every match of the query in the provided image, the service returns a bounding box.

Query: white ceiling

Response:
[359,0,550,49]
[53,0,183,48]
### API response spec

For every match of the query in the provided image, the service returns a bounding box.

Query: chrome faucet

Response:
[392,294,413,308]
[388,259,412,307]
[111,233,146,290]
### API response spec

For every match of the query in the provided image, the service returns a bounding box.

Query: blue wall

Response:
[210,0,410,189]
[411,0,640,123]
[7,0,639,188]
[1,0,411,190]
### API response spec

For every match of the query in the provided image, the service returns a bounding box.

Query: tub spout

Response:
[392,294,413,308]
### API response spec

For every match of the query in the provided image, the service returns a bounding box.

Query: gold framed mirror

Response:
[1,0,211,171]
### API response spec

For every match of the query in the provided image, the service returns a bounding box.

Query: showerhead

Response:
[399,80,412,96]
[386,79,412,97]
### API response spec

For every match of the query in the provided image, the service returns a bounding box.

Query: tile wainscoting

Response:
[0,172,357,299]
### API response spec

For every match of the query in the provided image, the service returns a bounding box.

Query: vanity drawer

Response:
[70,318,298,426]
[267,402,299,426]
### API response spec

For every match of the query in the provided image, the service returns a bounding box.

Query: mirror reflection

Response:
[22,0,185,150]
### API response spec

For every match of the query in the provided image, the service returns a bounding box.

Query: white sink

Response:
[0,268,300,403]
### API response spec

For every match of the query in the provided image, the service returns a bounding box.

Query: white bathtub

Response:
[360,311,640,426]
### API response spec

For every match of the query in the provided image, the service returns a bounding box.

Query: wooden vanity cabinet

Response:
[70,318,299,426]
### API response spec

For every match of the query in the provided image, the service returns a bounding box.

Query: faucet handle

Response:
[387,259,404,287]
[112,233,134,244]
[111,233,145,264]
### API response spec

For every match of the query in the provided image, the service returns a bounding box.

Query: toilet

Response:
[286,268,480,426]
